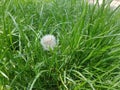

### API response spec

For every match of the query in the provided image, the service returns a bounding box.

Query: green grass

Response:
[0,0,120,89]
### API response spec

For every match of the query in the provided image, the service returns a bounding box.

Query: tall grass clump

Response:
[0,0,120,89]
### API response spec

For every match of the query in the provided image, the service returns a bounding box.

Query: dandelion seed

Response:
[40,34,57,51]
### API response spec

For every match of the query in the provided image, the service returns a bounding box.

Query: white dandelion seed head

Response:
[40,34,57,51]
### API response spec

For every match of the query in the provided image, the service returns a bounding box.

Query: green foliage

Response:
[0,0,120,89]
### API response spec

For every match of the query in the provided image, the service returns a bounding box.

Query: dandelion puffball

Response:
[40,34,57,51]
